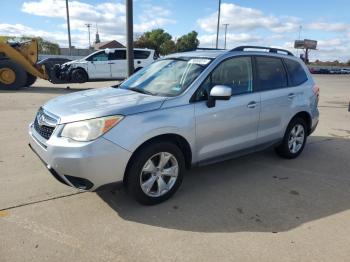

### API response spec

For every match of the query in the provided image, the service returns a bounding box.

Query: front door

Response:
[87,51,111,79]
[194,56,260,162]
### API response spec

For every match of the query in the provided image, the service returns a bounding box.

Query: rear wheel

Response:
[127,142,185,205]
[25,73,37,87]
[71,68,88,83]
[0,60,27,90]
[275,118,307,159]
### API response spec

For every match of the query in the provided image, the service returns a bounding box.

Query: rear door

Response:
[86,51,111,79]
[255,56,294,145]
[109,50,127,79]
[134,50,152,69]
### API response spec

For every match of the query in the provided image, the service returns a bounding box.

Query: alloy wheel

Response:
[288,124,305,154]
[140,152,179,197]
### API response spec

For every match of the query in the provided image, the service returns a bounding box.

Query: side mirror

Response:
[207,85,232,108]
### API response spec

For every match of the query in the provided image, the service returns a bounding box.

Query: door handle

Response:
[108,62,115,64]
[247,101,257,109]
[288,93,296,99]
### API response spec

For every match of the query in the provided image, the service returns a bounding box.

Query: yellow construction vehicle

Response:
[0,38,52,90]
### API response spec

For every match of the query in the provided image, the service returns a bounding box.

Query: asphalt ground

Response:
[0,75,349,261]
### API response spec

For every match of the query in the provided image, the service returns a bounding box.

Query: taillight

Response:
[312,85,320,97]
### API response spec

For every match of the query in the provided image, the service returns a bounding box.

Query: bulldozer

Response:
[0,38,65,90]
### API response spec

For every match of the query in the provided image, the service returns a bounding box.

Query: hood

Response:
[63,59,85,66]
[43,87,167,124]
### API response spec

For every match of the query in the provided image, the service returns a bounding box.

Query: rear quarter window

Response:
[256,56,288,91]
[284,59,308,86]
[134,50,151,59]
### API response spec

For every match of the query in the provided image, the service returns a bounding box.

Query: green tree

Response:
[134,29,175,56]
[347,60,350,66]
[175,31,199,52]
[160,39,176,55]
[0,35,60,54]
[19,36,60,55]
[0,36,10,43]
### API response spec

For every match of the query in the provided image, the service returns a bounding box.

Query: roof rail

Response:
[196,47,226,51]
[231,46,294,56]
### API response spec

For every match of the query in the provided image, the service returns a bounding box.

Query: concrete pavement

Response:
[0,76,349,261]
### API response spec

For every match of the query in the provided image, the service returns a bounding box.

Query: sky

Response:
[1,0,350,61]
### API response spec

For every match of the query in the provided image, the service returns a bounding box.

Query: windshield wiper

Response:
[128,87,155,95]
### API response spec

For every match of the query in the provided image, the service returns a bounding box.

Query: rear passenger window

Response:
[284,59,308,86]
[256,57,287,91]
[109,50,126,60]
[134,50,150,59]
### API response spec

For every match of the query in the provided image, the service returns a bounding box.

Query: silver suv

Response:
[29,46,319,205]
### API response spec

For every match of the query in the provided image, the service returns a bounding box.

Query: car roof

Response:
[166,47,297,61]
[166,50,226,59]
[104,48,154,51]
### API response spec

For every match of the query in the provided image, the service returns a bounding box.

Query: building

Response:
[92,40,125,50]
[59,46,91,56]
[94,25,101,44]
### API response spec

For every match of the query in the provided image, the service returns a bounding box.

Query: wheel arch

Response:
[69,66,89,80]
[290,111,312,135]
[123,133,192,185]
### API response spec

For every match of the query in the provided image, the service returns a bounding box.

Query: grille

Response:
[33,109,57,140]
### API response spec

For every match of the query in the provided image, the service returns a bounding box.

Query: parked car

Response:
[309,68,330,74]
[57,48,156,83]
[37,57,71,71]
[329,68,341,74]
[29,46,319,205]
[340,68,350,74]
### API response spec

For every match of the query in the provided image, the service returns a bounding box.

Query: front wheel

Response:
[127,142,185,205]
[275,118,307,159]
[71,68,88,83]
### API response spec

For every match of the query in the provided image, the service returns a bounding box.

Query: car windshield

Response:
[119,58,212,96]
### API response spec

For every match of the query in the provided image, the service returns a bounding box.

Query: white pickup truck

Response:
[58,48,157,83]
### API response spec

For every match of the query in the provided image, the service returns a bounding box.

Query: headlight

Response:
[61,115,123,142]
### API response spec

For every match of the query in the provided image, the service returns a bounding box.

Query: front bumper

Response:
[28,123,132,191]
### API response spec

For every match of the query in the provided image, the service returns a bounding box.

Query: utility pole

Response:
[223,23,229,49]
[297,25,302,56]
[65,0,72,55]
[85,23,92,48]
[215,0,221,49]
[126,0,134,77]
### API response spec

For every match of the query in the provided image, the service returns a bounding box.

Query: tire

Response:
[134,67,142,73]
[0,60,27,90]
[25,73,37,87]
[71,68,88,83]
[275,117,307,159]
[127,141,185,205]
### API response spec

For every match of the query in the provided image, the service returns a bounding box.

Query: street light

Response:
[85,23,92,48]
[222,23,229,49]
[215,0,221,49]
[65,0,72,55]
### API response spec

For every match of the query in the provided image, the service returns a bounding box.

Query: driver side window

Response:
[195,56,253,101]
[88,52,109,62]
